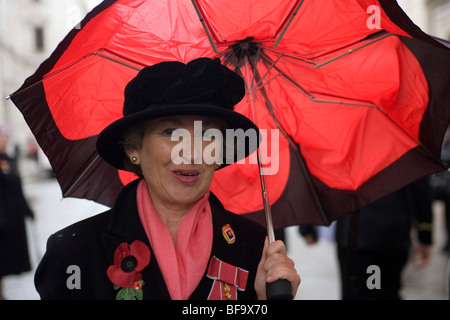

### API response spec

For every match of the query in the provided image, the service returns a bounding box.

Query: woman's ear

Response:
[125,148,140,165]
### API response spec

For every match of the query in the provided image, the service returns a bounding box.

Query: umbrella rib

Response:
[244,47,262,90]
[94,49,144,71]
[251,55,298,143]
[259,51,377,108]
[63,154,102,198]
[310,97,376,108]
[255,53,283,89]
[191,0,218,53]
[313,32,393,69]
[44,50,143,79]
[11,49,144,99]
[273,0,304,47]
[266,32,393,70]
[263,46,316,67]
[259,51,315,100]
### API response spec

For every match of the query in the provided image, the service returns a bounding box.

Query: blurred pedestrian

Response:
[429,128,450,254]
[428,127,450,299]
[335,177,433,300]
[0,125,34,300]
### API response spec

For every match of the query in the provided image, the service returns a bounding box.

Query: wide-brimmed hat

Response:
[96,57,259,170]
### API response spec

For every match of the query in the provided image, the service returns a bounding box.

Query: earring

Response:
[131,156,137,162]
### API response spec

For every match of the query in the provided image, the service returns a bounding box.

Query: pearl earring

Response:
[131,156,137,162]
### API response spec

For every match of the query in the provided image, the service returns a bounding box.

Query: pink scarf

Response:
[136,180,213,300]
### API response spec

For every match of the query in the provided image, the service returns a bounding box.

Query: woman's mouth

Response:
[172,169,200,184]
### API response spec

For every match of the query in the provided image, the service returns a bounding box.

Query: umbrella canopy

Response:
[10,0,450,228]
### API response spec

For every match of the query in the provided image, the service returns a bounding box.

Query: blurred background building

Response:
[398,0,450,40]
[0,0,101,159]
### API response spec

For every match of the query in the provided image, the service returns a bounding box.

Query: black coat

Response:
[335,177,433,249]
[0,156,34,277]
[35,179,266,300]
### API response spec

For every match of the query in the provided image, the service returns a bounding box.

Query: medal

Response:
[222,224,235,244]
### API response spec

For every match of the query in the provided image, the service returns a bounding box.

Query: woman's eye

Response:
[202,130,215,140]
[162,128,175,136]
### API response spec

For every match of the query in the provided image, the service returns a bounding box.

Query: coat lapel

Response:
[101,179,171,300]
[101,180,249,300]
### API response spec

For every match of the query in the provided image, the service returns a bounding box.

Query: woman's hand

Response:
[254,237,301,300]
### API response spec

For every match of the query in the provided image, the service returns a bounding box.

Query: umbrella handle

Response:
[266,279,293,300]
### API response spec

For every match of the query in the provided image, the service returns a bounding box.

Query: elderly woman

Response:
[35,58,300,300]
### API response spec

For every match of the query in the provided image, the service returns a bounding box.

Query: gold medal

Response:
[223,282,232,300]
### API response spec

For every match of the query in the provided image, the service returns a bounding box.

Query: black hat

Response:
[96,57,259,170]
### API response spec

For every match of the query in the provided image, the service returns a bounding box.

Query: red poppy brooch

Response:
[107,240,150,300]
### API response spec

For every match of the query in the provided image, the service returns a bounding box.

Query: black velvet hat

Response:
[96,57,259,170]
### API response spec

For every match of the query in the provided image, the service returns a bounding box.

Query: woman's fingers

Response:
[264,239,301,297]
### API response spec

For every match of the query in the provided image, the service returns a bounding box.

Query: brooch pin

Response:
[222,224,235,244]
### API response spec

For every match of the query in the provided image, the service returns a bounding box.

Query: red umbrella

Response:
[10,0,450,231]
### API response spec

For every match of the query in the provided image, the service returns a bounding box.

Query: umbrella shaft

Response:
[245,54,275,244]
[263,190,276,243]
[257,148,276,243]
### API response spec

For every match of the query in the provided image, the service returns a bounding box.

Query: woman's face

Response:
[126,115,222,209]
